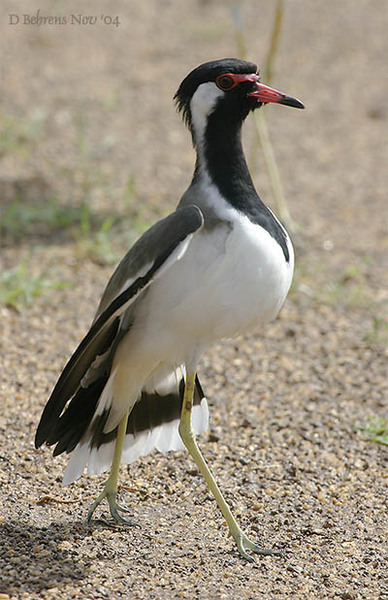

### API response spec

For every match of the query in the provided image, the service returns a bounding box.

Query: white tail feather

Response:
[62,397,209,484]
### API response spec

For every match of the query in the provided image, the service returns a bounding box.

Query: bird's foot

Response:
[233,531,285,562]
[87,487,136,526]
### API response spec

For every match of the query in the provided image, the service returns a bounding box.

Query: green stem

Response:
[231,0,298,232]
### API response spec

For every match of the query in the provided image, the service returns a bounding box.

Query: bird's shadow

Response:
[0,520,93,595]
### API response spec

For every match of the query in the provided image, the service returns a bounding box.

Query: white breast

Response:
[129,202,294,365]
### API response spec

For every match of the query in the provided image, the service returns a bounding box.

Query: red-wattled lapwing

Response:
[35,58,304,561]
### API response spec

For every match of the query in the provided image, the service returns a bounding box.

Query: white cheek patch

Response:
[190,81,223,143]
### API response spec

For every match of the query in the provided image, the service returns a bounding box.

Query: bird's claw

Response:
[234,532,285,562]
[87,488,137,527]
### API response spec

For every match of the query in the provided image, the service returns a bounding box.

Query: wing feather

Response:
[35,205,203,448]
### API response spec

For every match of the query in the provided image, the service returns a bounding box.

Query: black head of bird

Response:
[174,57,304,143]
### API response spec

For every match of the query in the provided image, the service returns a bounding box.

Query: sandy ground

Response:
[1,1,387,599]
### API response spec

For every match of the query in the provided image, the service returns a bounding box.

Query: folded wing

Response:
[35,205,205,474]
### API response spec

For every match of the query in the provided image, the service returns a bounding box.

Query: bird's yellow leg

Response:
[179,372,282,561]
[87,408,135,525]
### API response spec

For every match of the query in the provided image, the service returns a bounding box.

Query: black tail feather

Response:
[50,376,108,455]
[35,316,120,448]
[92,375,205,449]
[42,368,205,458]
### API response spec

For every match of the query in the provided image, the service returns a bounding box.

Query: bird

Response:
[35,58,304,561]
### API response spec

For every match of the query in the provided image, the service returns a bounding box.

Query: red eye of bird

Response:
[216,75,236,91]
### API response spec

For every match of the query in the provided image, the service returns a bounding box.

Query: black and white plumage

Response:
[36,206,208,482]
[35,58,304,560]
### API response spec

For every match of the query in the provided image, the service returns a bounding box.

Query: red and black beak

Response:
[248,82,304,109]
